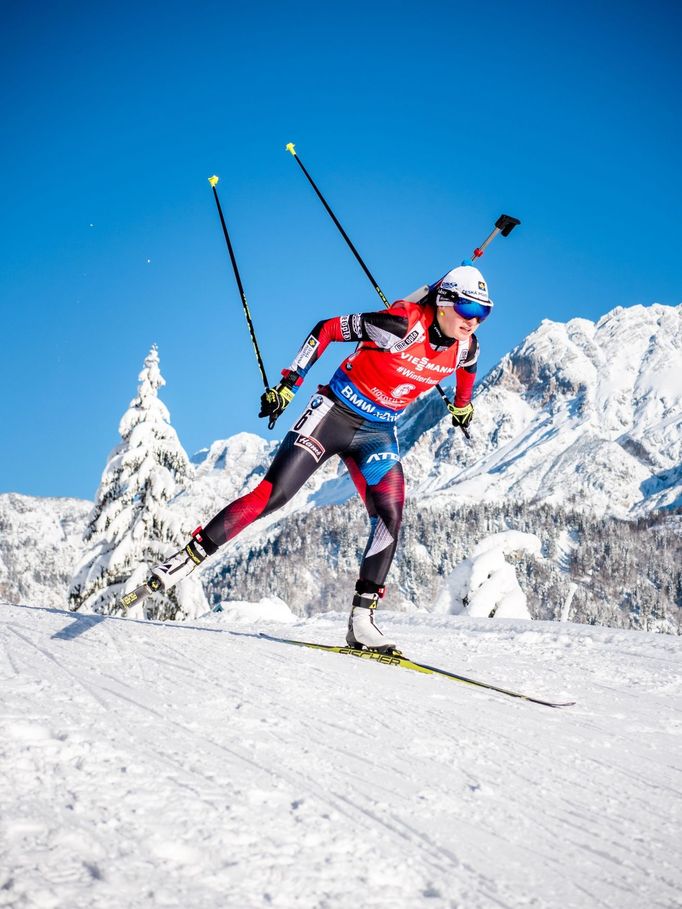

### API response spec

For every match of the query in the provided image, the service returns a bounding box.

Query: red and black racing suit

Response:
[203,298,479,598]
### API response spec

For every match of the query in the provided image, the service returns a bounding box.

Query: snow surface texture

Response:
[1,601,681,909]
[434,531,538,619]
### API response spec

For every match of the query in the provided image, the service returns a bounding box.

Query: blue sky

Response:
[1,0,680,500]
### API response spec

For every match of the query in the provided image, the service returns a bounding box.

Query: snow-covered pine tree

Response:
[68,345,208,620]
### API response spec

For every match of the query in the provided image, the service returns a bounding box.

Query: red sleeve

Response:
[315,317,347,350]
[453,367,476,408]
[281,317,349,387]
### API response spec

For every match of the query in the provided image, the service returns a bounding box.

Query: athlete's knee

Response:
[261,482,293,515]
[368,506,400,547]
[371,470,405,533]
[204,478,275,545]
[241,476,300,521]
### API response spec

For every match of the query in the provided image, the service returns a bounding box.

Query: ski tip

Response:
[285,142,296,156]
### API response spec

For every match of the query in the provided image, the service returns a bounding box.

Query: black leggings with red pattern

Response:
[203,390,405,589]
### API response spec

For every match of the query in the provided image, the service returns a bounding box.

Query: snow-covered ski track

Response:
[1,604,681,909]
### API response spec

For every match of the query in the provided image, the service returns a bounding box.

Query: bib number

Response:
[291,394,334,436]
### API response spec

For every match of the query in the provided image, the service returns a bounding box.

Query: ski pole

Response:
[286,143,391,309]
[450,214,521,435]
[208,175,271,394]
[285,144,520,438]
[285,143,458,420]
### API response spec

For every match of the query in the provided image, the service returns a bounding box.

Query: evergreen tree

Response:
[68,345,208,620]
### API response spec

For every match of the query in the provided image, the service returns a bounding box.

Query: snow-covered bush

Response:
[434,531,540,619]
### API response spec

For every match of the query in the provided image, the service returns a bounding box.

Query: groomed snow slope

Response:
[1,603,680,909]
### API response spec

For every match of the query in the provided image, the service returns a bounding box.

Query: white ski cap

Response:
[437,265,491,305]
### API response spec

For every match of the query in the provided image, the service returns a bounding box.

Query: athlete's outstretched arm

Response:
[280,305,412,392]
[259,307,411,423]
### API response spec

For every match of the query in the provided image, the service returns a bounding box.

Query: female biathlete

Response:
[150,264,493,653]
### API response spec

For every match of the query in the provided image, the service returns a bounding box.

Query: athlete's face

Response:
[437,307,480,341]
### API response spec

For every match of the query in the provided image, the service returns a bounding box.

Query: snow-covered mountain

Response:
[404,303,682,515]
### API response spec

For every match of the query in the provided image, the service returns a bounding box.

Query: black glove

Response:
[259,382,295,426]
[448,402,474,430]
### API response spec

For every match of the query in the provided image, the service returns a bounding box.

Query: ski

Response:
[119,576,162,611]
[259,633,575,708]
